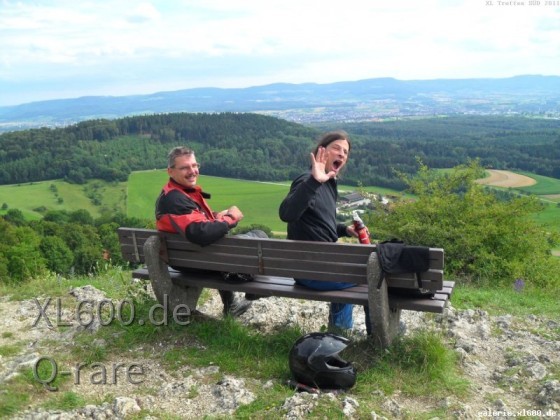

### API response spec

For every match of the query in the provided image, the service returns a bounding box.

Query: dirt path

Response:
[476,169,536,188]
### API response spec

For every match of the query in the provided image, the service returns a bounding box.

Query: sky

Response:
[1,0,559,107]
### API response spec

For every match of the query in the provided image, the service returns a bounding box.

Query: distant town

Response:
[1,75,559,132]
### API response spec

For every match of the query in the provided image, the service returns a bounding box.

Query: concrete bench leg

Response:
[367,252,402,349]
[143,235,203,314]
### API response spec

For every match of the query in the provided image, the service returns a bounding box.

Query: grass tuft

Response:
[41,391,86,411]
[163,316,303,380]
[350,330,469,398]
[452,282,560,317]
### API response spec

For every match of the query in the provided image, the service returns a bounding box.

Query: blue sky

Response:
[1,0,559,106]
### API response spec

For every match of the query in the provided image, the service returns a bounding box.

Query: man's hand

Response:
[225,206,244,222]
[310,147,335,183]
[218,206,244,224]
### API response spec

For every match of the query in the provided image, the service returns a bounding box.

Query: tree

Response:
[43,210,70,224]
[4,226,46,282]
[96,222,124,265]
[69,209,94,225]
[40,236,74,274]
[366,160,560,288]
[59,223,104,275]
[3,209,26,226]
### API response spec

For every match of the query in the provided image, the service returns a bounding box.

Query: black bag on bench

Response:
[376,239,434,298]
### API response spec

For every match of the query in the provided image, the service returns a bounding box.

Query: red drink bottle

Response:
[352,211,370,244]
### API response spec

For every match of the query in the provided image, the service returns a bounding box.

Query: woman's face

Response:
[324,139,350,175]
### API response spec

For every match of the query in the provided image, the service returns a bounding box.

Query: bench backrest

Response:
[118,228,444,291]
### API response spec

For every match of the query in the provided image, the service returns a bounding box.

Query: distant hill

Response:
[1,75,559,131]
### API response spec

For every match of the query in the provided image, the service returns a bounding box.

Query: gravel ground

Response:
[1,285,559,419]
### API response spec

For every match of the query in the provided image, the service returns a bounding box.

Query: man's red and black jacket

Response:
[155,179,238,246]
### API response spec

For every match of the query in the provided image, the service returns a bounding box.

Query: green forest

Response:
[1,113,559,189]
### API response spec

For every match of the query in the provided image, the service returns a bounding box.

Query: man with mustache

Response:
[156,146,264,317]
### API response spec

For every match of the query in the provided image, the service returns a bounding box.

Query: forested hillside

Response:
[334,116,560,188]
[0,113,317,185]
[1,113,559,189]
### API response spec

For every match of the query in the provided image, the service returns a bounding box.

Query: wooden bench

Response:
[118,227,454,348]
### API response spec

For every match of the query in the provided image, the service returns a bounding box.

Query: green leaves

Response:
[368,161,560,288]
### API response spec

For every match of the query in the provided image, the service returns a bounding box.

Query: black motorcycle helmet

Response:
[289,332,356,390]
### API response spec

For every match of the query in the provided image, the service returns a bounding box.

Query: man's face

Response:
[168,153,200,188]
[325,139,350,175]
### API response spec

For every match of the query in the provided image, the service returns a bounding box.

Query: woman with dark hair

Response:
[279,131,370,333]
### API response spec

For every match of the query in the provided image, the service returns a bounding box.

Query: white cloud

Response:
[0,0,559,105]
[126,2,161,23]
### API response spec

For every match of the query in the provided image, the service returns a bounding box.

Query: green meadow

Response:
[517,172,560,196]
[0,179,126,220]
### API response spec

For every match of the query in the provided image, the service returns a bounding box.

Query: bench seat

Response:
[131,267,454,313]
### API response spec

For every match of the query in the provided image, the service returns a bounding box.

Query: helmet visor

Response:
[308,334,350,369]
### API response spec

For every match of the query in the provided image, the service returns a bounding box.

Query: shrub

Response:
[367,161,560,288]
[1,224,46,282]
[40,236,74,275]
[232,223,274,238]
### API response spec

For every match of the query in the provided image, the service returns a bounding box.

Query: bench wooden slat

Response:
[335,282,452,297]
[262,249,374,265]
[165,236,262,255]
[251,268,369,284]
[258,259,367,278]
[136,268,455,296]
[131,268,452,313]
[167,249,368,276]
[258,240,444,270]
[389,296,446,312]
[118,228,445,271]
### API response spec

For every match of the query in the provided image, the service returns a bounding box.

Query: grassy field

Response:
[532,202,560,235]
[0,179,126,220]
[0,171,370,234]
[517,171,560,195]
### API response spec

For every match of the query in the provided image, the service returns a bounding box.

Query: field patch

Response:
[0,179,126,219]
[476,170,537,188]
